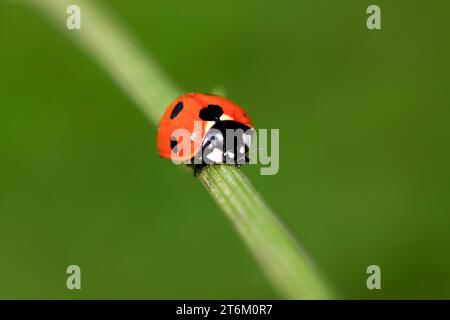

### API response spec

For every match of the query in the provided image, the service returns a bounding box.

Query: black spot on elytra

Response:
[170,136,178,152]
[170,102,184,119]
[199,105,223,122]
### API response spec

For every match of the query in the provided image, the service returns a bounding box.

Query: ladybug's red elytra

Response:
[157,93,254,165]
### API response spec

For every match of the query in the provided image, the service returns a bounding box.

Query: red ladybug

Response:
[157,93,254,166]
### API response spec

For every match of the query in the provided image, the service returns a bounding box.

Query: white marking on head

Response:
[220,114,233,121]
[206,148,223,163]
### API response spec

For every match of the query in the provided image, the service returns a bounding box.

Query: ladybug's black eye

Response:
[199,104,223,122]
[170,102,184,119]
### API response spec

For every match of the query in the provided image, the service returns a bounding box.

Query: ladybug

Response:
[157,93,254,169]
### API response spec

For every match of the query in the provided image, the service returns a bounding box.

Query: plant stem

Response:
[198,165,331,299]
[20,0,333,299]
[22,0,179,121]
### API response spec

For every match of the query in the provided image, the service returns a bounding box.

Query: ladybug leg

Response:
[193,164,198,176]
[191,155,205,176]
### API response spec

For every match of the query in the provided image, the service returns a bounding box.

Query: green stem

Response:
[198,165,331,299]
[19,0,333,299]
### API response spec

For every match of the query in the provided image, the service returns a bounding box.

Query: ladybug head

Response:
[199,120,254,165]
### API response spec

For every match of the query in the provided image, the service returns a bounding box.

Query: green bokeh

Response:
[0,0,449,299]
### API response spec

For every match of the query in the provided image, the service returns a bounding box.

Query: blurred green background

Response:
[1,0,449,299]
